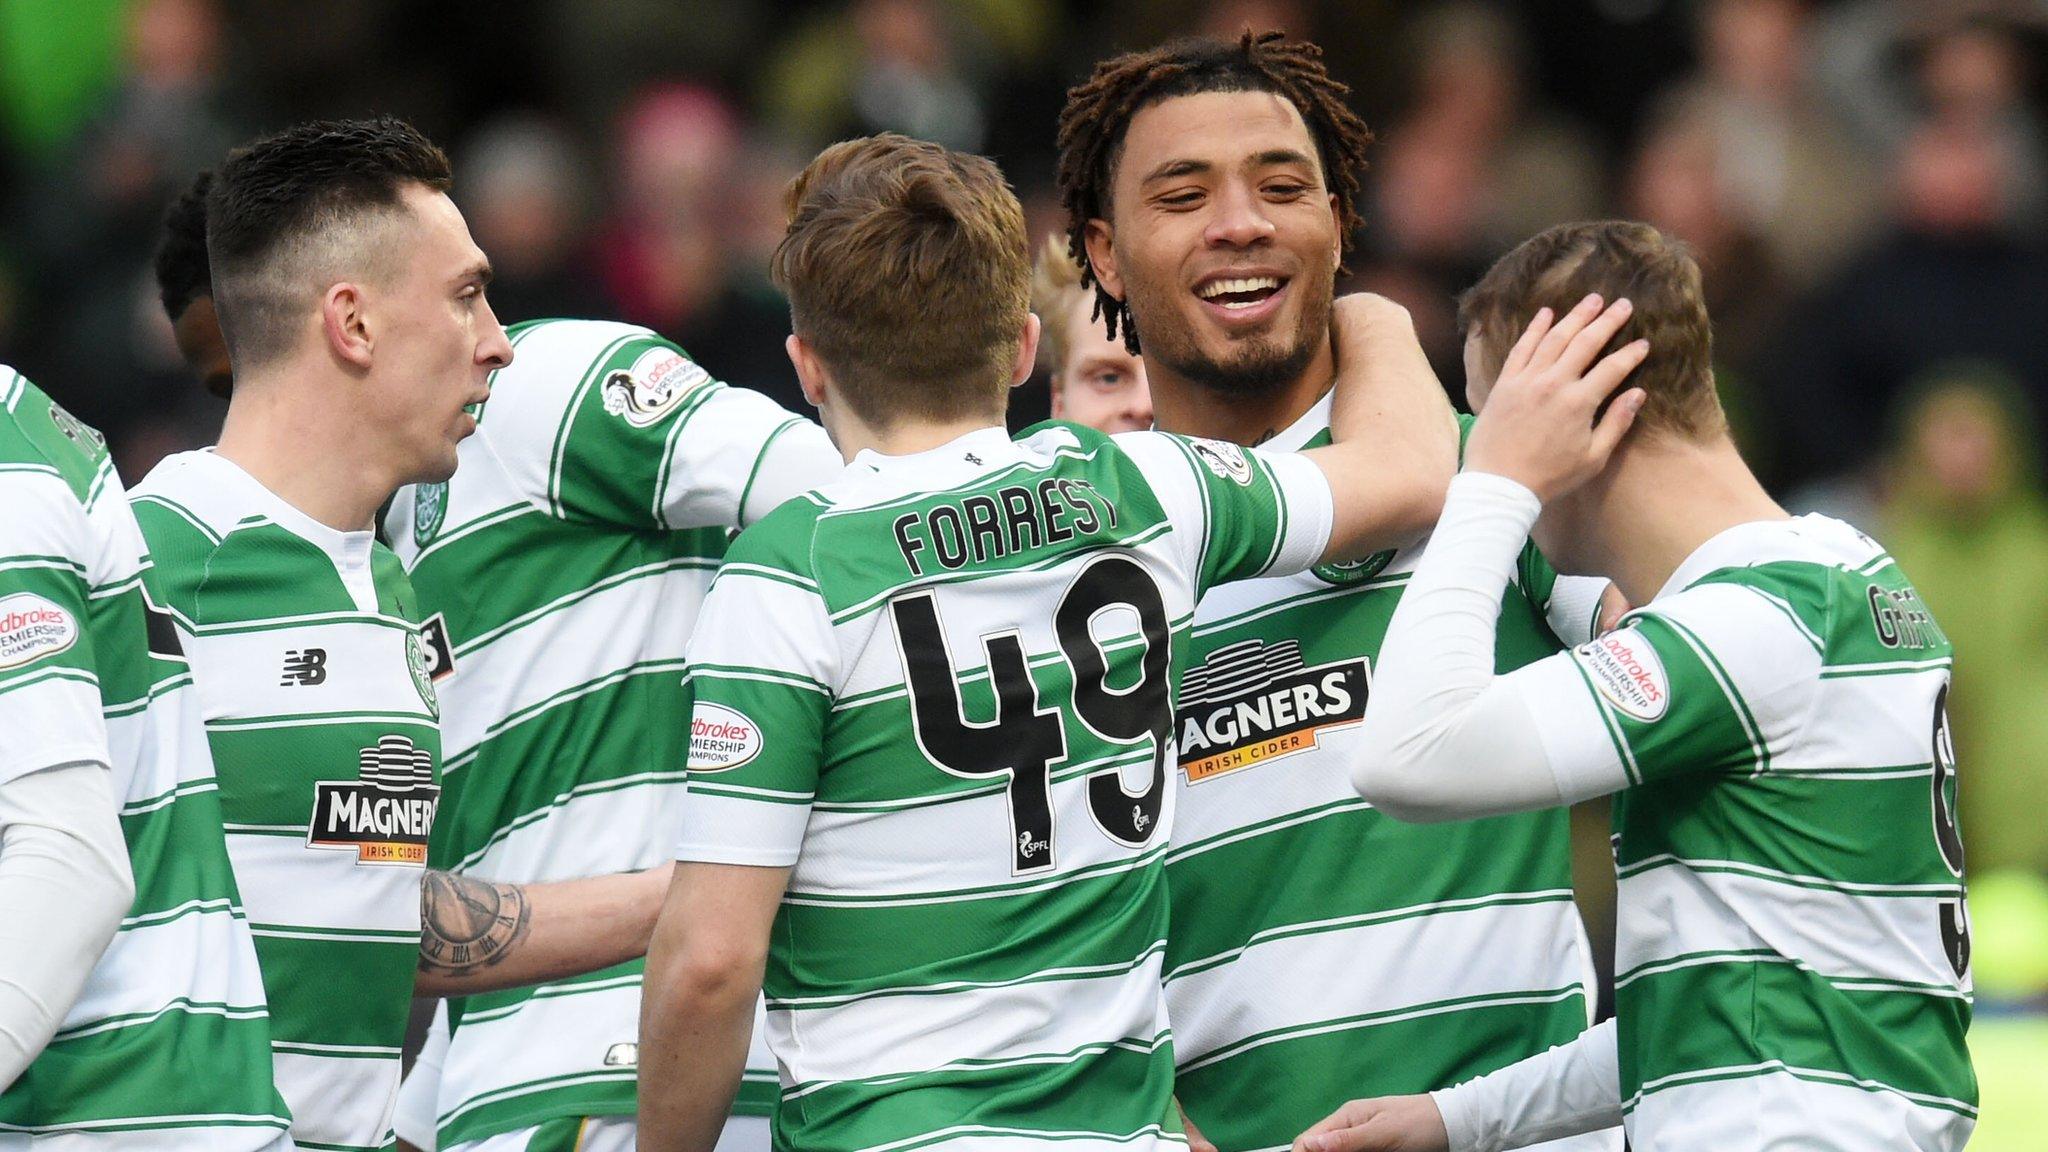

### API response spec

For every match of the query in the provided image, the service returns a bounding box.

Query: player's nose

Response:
[1126,391,1153,427]
[1203,182,1277,249]
[476,300,513,370]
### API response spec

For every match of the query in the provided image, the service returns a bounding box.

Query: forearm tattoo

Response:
[419,870,532,975]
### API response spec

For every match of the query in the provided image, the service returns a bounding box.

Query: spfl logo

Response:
[47,402,105,456]
[600,347,711,428]
[1018,830,1051,863]
[1188,438,1254,485]
[1176,639,1369,783]
[306,734,441,865]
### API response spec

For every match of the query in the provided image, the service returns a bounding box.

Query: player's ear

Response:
[787,334,828,411]
[323,282,374,371]
[1083,220,1124,302]
[1325,195,1342,273]
[1011,312,1041,389]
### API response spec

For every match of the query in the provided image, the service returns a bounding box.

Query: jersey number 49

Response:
[892,555,1172,875]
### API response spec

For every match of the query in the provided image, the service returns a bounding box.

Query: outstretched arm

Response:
[1300,295,1459,564]
[1295,1021,1621,1152]
[413,863,674,997]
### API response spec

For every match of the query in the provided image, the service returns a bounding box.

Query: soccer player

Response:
[150,144,827,1152]
[130,118,681,1152]
[636,133,1454,1151]
[1031,234,1152,433]
[1053,33,1617,1151]
[381,291,839,1152]
[1307,222,1975,1151]
[0,367,290,1145]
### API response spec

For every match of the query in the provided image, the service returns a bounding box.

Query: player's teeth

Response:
[1198,277,1279,299]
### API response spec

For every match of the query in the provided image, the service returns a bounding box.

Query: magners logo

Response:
[1176,639,1368,784]
[307,735,440,865]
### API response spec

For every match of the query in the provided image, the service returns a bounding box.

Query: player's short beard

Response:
[1124,270,1333,398]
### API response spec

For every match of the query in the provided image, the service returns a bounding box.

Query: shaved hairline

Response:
[211,190,426,374]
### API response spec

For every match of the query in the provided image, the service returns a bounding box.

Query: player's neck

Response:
[1148,337,1333,446]
[830,409,1007,463]
[215,370,394,534]
[1590,433,1789,606]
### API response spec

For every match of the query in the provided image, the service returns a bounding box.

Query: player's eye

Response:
[1157,190,1204,208]
[1091,371,1123,389]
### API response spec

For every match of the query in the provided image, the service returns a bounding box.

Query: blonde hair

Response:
[1030,233,1094,382]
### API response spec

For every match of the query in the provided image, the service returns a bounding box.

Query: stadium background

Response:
[0,0,2043,1142]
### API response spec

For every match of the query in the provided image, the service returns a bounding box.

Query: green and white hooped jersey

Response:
[1512,514,1976,1148]
[677,421,1333,1152]
[0,370,290,1147]
[1164,402,1610,1152]
[383,319,838,1145]
[133,448,444,1152]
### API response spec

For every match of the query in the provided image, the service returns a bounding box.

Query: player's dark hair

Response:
[207,116,452,370]
[1055,30,1374,353]
[156,170,213,323]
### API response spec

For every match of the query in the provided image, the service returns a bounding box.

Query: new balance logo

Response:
[280,648,328,686]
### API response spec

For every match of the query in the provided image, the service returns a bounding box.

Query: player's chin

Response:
[415,440,462,486]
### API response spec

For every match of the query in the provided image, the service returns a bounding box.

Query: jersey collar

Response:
[1251,391,1333,455]
[1654,515,1813,602]
[849,425,1016,476]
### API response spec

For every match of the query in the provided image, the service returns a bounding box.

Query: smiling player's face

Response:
[1087,89,1340,397]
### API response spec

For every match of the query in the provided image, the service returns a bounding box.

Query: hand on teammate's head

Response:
[1462,293,1649,503]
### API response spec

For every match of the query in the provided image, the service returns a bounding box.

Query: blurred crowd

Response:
[3,0,2047,1012]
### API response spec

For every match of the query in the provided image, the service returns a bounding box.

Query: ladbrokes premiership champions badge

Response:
[307,735,441,865]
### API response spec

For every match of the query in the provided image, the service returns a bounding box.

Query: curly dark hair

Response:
[1054,30,1374,353]
[155,170,213,323]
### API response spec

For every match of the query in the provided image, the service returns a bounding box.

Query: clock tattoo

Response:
[419,870,533,975]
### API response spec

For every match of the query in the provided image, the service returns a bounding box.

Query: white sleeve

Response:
[393,1001,448,1149]
[665,388,843,529]
[470,319,843,532]
[0,473,109,788]
[675,562,836,868]
[1351,473,1631,821]
[0,760,133,1087]
[1544,575,1609,646]
[1114,430,1333,589]
[1433,1019,1623,1152]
